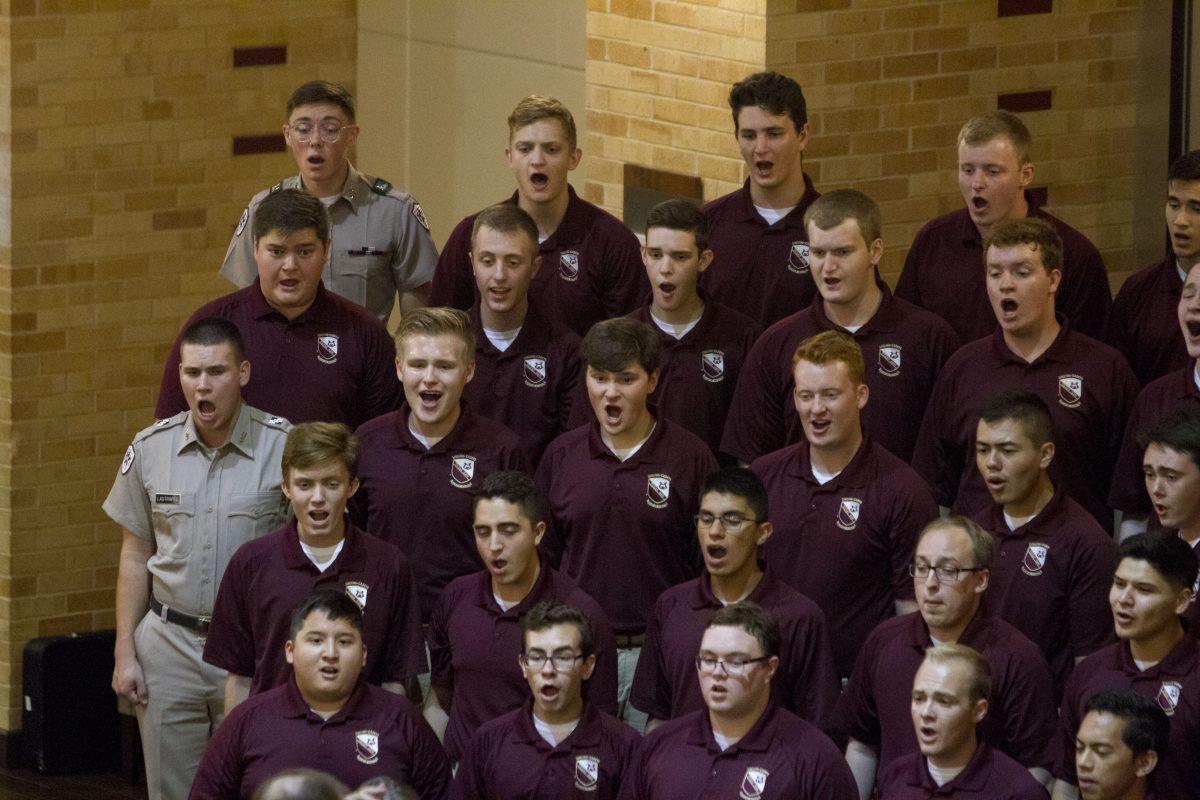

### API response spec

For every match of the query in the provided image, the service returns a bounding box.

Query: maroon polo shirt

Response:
[351,406,528,620]
[721,283,961,464]
[616,301,762,455]
[203,520,425,694]
[630,569,839,734]
[427,566,619,761]
[616,705,857,800]
[839,610,1058,774]
[970,490,1116,694]
[1055,636,1200,800]
[700,176,821,327]
[876,743,1050,800]
[913,323,1139,527]
[463,305,581,466]
[750,438,938,677]
[1109,365,1200,514]
[452,700,637,800]
[156,281,401,428]
[1106,258,1189,386]
[188,678,450,800]
[428,186,647,338]
[895,200,1113,342]
[535,419,717,634]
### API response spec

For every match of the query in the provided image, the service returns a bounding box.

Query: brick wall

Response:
[0,1,356,732]
[584,0,767,213]
[586,0,1142,288]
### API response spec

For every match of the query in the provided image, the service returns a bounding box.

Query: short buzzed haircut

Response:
[288,589,364,640]
[804,188,882,246]
[919,516,995,571]
[286,81,355,121]
[921,643,992,703]
[253,188,331,244]
[523,600,595,659]
[508,95,577,149]
[470,203,539,254]
[1117,532,1199,594]
[700,467,769,523]
[282,422,358,479]
[394,306,475,362]
[253,768,348,800]
[1082,691,1171,759]
[1168,149,1200,184]
[581,317,661,374]
[979,388,1056,448]
[180,317,246,363]
[792,330,865,385]
[645,198,709,251]
[729,71,808,132]
[983,217,1064,274]
[958,110,1032,165]
[473,470,542,526]
[1138,407,1200,468]
[706,601,781,659]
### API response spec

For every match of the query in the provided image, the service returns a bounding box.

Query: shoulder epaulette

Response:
[134,411,187,442]
[269,181,285,194]
[370,177,393,196]
[249,407,292,431]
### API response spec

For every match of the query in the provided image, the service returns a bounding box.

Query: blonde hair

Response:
[958,110,1032,165]
[394,307,475,362]
[922,643,992,703]
[508,95,577,149]
[792,330,865,385]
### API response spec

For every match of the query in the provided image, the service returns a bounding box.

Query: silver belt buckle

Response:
[159,602,170,623]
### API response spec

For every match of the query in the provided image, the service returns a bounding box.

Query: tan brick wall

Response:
[586,0,1141,289]
[0,1,356,731]
[584,0,767,212]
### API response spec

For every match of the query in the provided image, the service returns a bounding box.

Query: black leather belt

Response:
[614,633,645,648]
[151,598,210,635]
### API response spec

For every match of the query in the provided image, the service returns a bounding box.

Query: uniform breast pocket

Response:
[339,252,390,310]
[226,492,287,553]
[151,493,197,559]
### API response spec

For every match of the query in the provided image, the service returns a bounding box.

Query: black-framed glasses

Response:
[694,512,759,533]
[694,654,770,675]
[286,123,355,144]
[520,652,584,672]
[909,563,986,583]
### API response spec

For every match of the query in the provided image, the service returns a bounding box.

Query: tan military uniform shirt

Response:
[219,164,438,323]
[102,404,292,619]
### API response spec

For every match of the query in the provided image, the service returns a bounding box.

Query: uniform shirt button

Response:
[207,507,213,513]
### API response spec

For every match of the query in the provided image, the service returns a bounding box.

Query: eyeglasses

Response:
[520,652,584,672]
[695,512,759,533]
[909,563,986,583]
[286,123,354,144]
[694,654,771,675]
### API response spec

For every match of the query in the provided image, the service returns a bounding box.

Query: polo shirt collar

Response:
[279,676,370,723]
[808,276,899,336]
[1171,363,1200,402]
[786,438,875,490]
[986,486,1069,540]
[393,404,482,455]
[692,564,773,610]
[634,291,721,347]
[585,415,667,466]
[503,186,586,248]
[730,175,817,227]
[248,278,332,325]
[906,605,993,650]
[988,315,1075,366]
[686,703,779,754]
[512,699,605,750]
[1116,632,1199,678]
[469,303,552,356]
[471,561,557,617]
[904,742,994,792]
[297,163,364,212]
[280,517,368,573]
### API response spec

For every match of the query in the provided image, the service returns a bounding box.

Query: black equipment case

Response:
[22,630,120,772]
